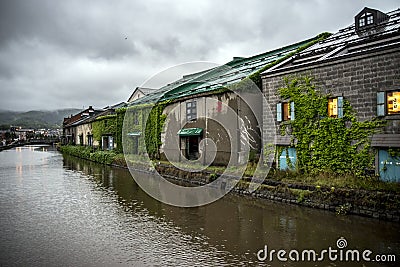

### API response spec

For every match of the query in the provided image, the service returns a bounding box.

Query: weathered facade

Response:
[261,7,400,181]
[62,106,98,145]
[161,91,261,165]
[124,37,320,165]
[62,103,125,150]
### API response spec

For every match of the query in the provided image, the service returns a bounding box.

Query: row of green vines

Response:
[60,145,117,165]
[278,76,385,176]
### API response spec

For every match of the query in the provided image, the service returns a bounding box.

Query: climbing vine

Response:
[388,148,400,159]
[144,101,169,159]
[92,114,117,144]
[278,76,385,175]
[121,101,169,159]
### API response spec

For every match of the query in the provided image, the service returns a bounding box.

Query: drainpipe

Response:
[179,101,181,162]
[204,97,207,166]
[237,97,240,165]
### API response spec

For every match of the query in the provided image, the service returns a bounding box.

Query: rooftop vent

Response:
[232,56,245,61]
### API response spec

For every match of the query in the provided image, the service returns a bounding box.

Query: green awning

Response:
[127,132,141,137]
[178,128,203,136]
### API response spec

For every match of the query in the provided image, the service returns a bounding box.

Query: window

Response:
[278,147,296,171]
[186,100,197,121]
[377,91,400,116]
[132,136,139,154]
[367,15,374,25]
[283,102,290,121]
[387,91,400,115]
[133,112,139,125]
[87,134,93,147]
[277,102,295,122]
[377,92,385,116]
[328,97,343,118]
[358,12,374,28]
[328,98,338,117]
[102,135,114,150]
[359,17,365,27]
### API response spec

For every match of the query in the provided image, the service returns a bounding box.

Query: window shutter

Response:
[290,101,295,120]
[277,103,282,122]
[377,92,385,116]
[337,96,344,118]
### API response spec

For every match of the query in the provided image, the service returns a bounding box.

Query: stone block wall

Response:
[262,49,400,146]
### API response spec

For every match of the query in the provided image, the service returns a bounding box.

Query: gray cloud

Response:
[0,0,398,111]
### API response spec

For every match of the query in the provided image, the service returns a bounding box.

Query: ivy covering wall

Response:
[116,108,127,153]
[92,114,117,146]
[144,102,168,159]
[277,76,385,176]
[120,101,169,159]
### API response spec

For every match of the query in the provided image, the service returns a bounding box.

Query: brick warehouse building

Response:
[261,7,400,181]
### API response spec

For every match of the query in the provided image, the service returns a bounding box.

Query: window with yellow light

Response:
[328,98,338,117]
[387,91,400,115]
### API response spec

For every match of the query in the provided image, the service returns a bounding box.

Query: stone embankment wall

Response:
[155,164,400,222]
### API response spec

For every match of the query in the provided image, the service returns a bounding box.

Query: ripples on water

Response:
[0,146,399,267]
[0,146,244,266]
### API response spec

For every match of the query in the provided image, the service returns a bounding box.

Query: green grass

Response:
[60,145,400,193]
[60,145,125,166]
[268,170,400,193]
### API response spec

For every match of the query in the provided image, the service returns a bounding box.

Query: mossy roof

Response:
[127,36,318,106]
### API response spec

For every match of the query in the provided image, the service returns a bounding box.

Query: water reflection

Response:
[0,147,398,267]
[63,154,400,267]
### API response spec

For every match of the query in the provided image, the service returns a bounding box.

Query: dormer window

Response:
[355,7,389,34]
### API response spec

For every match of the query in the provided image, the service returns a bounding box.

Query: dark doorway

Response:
[185,136,200,160]
[87,135,93,147]
[132,137,139,154]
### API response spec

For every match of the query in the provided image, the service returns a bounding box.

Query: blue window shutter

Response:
[337,96,344,118]
[377,92,385,116]
[290,101,295,120]
[277,103,282,122]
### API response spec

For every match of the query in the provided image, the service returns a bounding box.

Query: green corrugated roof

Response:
[127,37,318,106]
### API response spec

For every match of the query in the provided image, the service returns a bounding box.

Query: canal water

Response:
[0,145,399,266]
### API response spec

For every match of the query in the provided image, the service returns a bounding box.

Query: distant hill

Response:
[0,109,81,129]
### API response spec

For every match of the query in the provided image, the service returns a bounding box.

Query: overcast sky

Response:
[0,0,398,111]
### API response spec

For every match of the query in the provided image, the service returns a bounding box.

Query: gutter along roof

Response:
[127,37,319,107]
